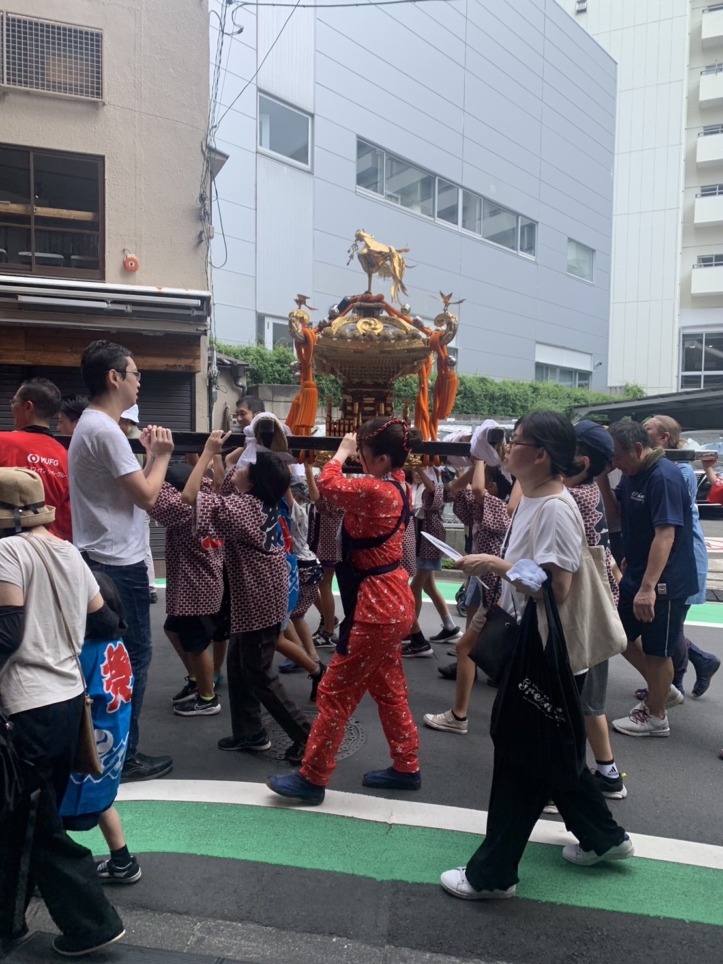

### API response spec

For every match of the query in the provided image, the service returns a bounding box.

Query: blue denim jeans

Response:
[86,559,151,758]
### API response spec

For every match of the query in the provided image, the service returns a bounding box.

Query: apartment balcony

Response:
[698,128,723,166]
[702,5,723,47]
[692,263,723,296]
[695,190,723,226]
[700,67,723,107]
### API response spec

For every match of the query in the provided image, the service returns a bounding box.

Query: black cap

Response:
[574,420,614,461]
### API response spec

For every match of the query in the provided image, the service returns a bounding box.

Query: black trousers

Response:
[467,671,627,891]
[0,696,122,943]
[227,625,310,744]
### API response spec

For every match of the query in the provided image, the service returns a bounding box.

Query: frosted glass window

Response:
[567,239,594,281]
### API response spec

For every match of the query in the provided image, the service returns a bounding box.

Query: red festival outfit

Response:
[0,429,72,541]
[300,460,419,787]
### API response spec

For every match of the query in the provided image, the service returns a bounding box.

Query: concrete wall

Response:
[556,0,690,395]
[211,0,616,390]
[680,1,723,337]
[2,0,209,291]
[1,0,211,428]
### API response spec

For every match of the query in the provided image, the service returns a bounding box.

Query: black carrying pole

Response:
[53,431,716,462]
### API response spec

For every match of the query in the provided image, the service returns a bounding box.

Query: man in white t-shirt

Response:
[0,468,124,958]
[69,340,174,782]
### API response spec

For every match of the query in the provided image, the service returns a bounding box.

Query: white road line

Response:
[117,779,723,873]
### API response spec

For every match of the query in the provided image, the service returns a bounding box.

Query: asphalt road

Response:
[29,585,718,964]
[15,528,723,964]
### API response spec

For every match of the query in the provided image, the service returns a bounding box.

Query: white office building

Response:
[557,0,723,394]
[210,0,616,390]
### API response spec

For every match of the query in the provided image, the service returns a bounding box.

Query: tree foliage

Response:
[213,341,644,421]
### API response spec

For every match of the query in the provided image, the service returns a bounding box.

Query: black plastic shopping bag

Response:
[490,579,586,787]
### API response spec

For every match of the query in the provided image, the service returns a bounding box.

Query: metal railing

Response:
[700,124,723,136]
[701,64,723,75]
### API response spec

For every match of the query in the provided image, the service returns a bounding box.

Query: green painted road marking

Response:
[153,578,723,624]
[688,602,723,626]
[72,800,723,927]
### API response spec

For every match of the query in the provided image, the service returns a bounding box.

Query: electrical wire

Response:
[212,0,304,134]
[210,177,229,271]
[237,0,453,6]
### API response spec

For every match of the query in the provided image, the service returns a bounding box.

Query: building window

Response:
[0,144,103,278]
[357,140,384,194]
[1,12,103,100]
[681,331,723,389]
[356,139,537,260]
[384,154,434,217]
[697,254,723,266]
[258,94,311,168]
[535,363,591,389]
[436,179,459,226]
[519,218,537,257]
[257,313,293,350]
[567,239,594,282]
[462,191,482,234]
[482,200,517,250]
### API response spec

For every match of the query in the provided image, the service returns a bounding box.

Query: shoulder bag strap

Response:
[22,536,89,690]
[528,493,587,551]
[499,507,516,560]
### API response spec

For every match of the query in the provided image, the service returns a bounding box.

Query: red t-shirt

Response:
[708,476,723,505]
[0,430,72,541]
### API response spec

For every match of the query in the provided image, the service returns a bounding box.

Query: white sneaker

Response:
[612,707,670,738]
[632,684,684,713]
[423,709,468,734]
[440,867,516,900]
[562,835,634,866]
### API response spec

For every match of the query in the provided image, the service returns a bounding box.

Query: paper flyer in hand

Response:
[421,531,463,562]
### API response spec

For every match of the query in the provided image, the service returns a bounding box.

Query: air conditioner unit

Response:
[576,0,587,12]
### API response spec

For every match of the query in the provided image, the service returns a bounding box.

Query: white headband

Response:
[237,412,292,469]
[470,419,512,482]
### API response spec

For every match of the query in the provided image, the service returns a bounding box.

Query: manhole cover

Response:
[260,709,365,763]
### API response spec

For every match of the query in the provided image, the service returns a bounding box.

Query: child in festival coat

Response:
[147,463,226,716]
[59,573,140,883]
[267,417,421,804]
[182,432,310,758]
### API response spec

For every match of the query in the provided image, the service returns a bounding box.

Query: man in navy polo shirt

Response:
[598,421,697,738]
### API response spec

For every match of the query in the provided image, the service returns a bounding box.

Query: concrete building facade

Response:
[210,0,617,392]
[0,0,212,429]
[557,0,723,395]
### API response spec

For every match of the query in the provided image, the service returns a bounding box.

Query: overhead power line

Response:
[237,0,454,7]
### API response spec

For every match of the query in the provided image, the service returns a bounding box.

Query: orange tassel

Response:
[286,327,319,447]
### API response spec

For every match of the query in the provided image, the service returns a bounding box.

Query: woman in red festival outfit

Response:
[267,417,422,804]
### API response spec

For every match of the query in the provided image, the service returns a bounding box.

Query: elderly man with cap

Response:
[0,468,124,958]
[119,404,157,604]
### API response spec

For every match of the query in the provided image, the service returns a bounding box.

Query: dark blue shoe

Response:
[692,655,721,698]
[279,658,304,674]
[266,773,325,804]
[362,767,421,790]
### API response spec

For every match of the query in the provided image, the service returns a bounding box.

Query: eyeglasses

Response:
[110,367,142,383]
[507,439,540,449]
